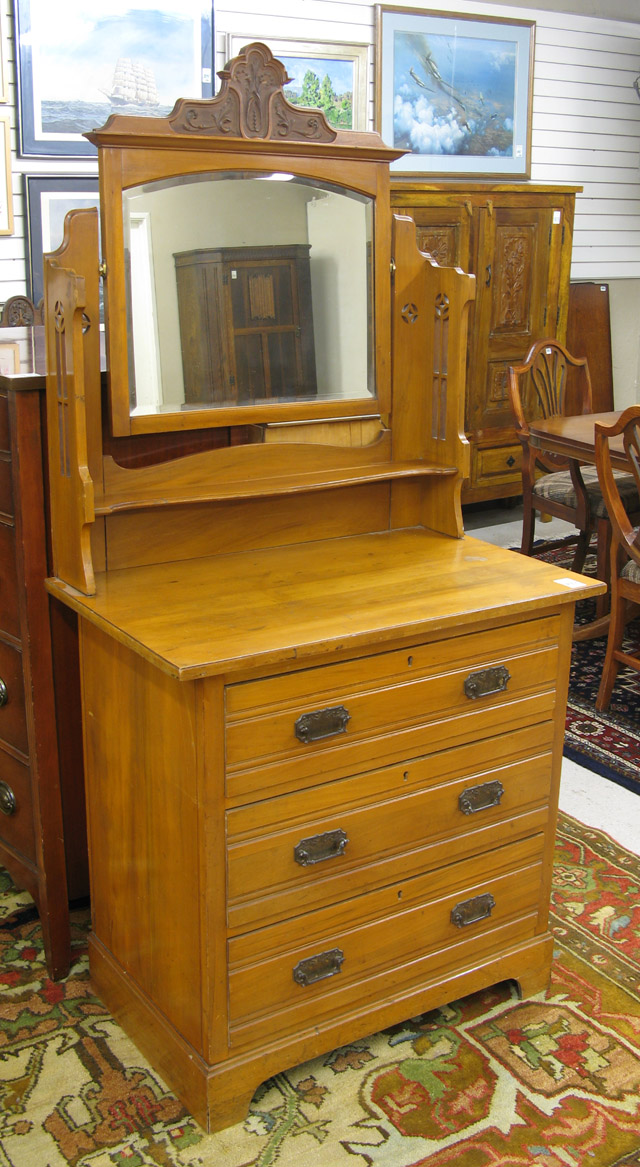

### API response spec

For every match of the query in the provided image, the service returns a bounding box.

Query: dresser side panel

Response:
[79,619,204,1052]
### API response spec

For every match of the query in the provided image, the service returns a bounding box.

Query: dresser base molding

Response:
[89,929,553,1133]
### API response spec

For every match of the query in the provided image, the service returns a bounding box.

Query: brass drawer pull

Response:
[464,665,510,700]
[451,892,496,928]
[294,705,350,744]
[0,781,16,816]
[294,828,349,867]
[459,780,505,815]
[293,947,344,986]
[0,678,8,707]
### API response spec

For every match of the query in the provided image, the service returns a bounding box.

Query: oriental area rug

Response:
[534,542,640,795]
[1,812,640,1167]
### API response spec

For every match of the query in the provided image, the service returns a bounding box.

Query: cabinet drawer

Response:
[0,749,35,861]
[227,723,554,930]
[473,444,522,486]
[0,640,28,756]
[228,834,544,1048]
[0,524,20,639]
[225,617,560,798]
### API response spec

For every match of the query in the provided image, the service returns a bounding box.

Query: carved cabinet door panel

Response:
[409,205,473,270]
[467,204,560,441]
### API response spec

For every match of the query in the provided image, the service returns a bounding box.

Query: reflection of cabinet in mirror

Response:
[174,244,317,405]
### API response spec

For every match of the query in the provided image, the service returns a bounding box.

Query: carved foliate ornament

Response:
[170,42,337,144]
[1,295,40,327]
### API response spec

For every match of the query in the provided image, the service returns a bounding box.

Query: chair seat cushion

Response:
[622,555,640,585]
[533,465,639,517]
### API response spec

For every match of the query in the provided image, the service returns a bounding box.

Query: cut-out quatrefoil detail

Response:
[401,302,419,324]
[54,301,65,333]
[435,293,450,318]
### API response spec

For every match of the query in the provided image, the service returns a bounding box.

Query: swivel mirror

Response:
[88,41,398,435]
[124,173,374,417]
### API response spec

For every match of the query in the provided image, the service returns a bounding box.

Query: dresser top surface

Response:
[46,529,603,680]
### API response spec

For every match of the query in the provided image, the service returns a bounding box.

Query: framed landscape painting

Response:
[15,0,214,156]
[375,6,534,177]
[225,35,369,130]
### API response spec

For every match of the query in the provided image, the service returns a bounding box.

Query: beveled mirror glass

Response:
[124,172,374,418]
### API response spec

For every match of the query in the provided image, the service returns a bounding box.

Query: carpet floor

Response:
[1,812,639,1166]
[534,542,640,795]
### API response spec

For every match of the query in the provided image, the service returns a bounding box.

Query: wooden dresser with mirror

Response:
[42,43,603,1132]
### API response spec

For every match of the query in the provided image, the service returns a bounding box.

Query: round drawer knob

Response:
[0,781,16,816]
[0,678,7,707]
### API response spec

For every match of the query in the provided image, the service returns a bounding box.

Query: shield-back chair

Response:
[509,340,639,579]
[594,406,640,711]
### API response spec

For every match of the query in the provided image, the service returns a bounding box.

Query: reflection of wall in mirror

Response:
[126,178,372,413]
[308,193,369,399]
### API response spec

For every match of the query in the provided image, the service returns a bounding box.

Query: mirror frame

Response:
[87,42,403,437]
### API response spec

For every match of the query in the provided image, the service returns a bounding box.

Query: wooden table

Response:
[529,411,625,469]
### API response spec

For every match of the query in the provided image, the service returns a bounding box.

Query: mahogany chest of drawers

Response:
[0,372,87,977]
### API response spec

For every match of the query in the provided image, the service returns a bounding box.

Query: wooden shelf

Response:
[96,458,457,515]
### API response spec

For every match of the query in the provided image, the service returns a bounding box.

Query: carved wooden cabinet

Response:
[390,183,579,503]
[174,244,317,404]
[0,356,87,979]
[42,45,602,1132]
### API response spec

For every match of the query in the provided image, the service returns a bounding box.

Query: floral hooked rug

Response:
[1,812,639,1167]
[534,543,640,795]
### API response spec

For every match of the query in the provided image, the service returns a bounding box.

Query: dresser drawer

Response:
[225,616,560,800]
[0,523,20,639]
[228,833,544,1049]
[0,640,28,756]
[227,722,554,930]
[0,749,35,861]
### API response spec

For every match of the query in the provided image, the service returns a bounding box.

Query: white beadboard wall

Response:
[2,0,640,401]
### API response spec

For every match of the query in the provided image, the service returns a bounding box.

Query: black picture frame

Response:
[24,175,100,305]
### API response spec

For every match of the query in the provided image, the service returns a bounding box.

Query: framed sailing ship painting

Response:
[14,0,214,156]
